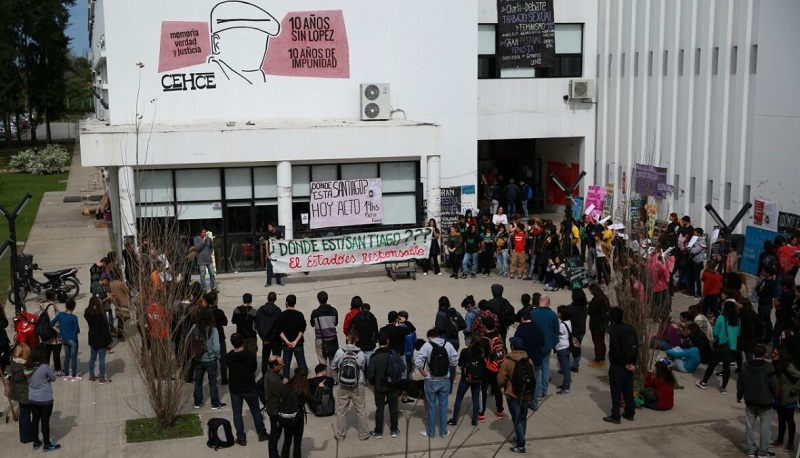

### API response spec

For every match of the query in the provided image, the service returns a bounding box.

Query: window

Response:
[648,51,653,77]
[634,52,639,77]
[690,176,696,203]
[695,48,701,76]
[224,168,252,200]
[137,170,173,203]
[679,49,684,76]
[724,181,732,210]
[731,46,738,75]
[750,45,758,74]
[712,47,719,75]
[175,169,221,201]
[744,184,751,205]
[311,164,337,182]
[663,50,669,76]
[478,23,583,79]
[608,54,613,77]
[707,179,714,204]
[674,174,680,201]
[621,53,626,77]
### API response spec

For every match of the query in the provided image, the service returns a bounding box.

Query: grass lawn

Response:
[125,414,203,443]
[0,171,70,306]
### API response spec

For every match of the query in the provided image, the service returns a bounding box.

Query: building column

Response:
[117,166,137,247]
[277,161,294,239]
[427,155,441,226]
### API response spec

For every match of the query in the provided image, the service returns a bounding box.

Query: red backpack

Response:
[483,334,507,373]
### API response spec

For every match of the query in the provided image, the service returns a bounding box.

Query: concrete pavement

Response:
[0,145,762,457]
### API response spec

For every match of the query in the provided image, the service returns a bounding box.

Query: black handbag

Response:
[322,338,339,357]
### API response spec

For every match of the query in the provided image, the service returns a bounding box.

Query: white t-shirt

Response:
[556,320,571,351]
[493,214,508,227]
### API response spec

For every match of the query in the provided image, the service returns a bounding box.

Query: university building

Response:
[80,0,799,274]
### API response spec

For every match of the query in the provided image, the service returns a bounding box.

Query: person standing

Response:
[109,275,131,339]
[508,223,527,280]
[422,218,442,276]
[265,355,286,457]
[85,297,113,384]
[504,178,520,217]
[255,291,282,375]
[9,343,33,444]
[351,303,379,365]
[264,222,285,287]
[446,225,464,279]
[603,307,638,424]
[770,347,800,453]
[38,291,62,376]
[498,337,534,454]
[379,311,416,374]
[279,294,308,382]
[193,228,216,292]
[206,291,229,385]
[49,299,80,381]
[366,333,400,439]
[25,344,61,451]
[478,316,506,419]
[282,367,310,458]
[332,330,370,442]
[737,344,779,458]
[232,293,259,355]
[567,289,588,373]
[191,308,225,409]
[530,295,559,410]
[310,290,339,371]
[226,333,268,446]
[696,297,740,394]
[587,284,611,368]
[447,337,484,427]
[415,328,458,438]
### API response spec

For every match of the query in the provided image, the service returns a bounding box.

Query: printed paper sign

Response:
[270,228,433,273]
[309,178,383,229]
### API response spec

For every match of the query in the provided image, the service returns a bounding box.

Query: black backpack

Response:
[338,349,361,387]
[310,385,335,417]
[187,327,207,360]
[277,385,304,428]
[444,309,459,339]
[499,299,516,329]
[207,418,235,450]
[511,358,536,397]
[464,349,484,384]
[385,351,407,386]
[428,342,450,377]
[35,307,55,342]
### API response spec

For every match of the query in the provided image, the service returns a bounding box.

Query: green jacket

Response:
[713,315,740,351]
[778,362,800,406]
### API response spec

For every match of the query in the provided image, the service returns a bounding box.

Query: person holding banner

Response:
[264,222,284,287]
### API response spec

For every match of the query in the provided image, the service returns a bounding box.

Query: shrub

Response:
[9,145,71,175]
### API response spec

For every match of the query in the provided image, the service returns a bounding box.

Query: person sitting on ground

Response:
[543,255,569,292]
[642,360,675,410]
[307,364,335,411]
[650,318,683,351]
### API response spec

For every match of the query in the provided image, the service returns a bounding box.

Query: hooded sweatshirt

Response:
[8,357,29,403]
[530,306,559,351]
[226,348,257,393]
[351,310,379,352]
[311,303,338,341]
[332,343,366,385]
[497,350,533,400]
[737,359,778,408]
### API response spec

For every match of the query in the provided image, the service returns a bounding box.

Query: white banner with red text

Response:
[270,228,432,273]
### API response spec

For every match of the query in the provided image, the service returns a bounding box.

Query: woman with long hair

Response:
[191,307,223,409]
[423,218,441,276]
[771,347,800,453]
[282,367,309,458]
[85,297,113,384]
[555,306,573,395]
[568,289,588,372]
[697,300,740,393]
[587,284,611,368]
[9,342,33,444]
[25,344,60,451]
[642,360,675,410]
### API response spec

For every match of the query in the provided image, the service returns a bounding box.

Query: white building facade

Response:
[596,0,800,236]
[81,0,600,272]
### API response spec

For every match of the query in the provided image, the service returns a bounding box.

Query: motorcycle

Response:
[7,254,81,306]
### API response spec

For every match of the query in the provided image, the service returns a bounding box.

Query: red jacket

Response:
[644,372,674,410]
[343,308,360,336]
[701,270,723,297]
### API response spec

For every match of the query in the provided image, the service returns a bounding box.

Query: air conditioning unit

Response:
[569,79,596,102]
[360,83,391,121]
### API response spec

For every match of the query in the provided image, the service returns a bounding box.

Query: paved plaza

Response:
[0,146,762,457]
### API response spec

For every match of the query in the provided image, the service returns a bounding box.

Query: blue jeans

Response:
[507,200,517,217]
[282,345,308,380]
[533,350,551,407]
[556,348,571,390]
[424,378,450,437]
[461,252,479,275]
[231,388,266,440]
[198,263,216,290]
[496,251,509,275]
[88,346,106,378]
[506,396,529,448]
[745,405,773,455]
[450,377,481,424]
[570,336,583,371]
[19,403,33,443]
[194,359,220,406]
[62,340,78,377]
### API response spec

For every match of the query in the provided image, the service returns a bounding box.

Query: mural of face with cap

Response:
[209,1,280,84]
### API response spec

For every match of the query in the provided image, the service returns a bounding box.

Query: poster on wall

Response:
[461,184,477,213]
[572,196,584,221]
[741,225,781,275]
[545,161,579,205]
[496,0,555,69]
[779,212,800,235]
[270,228,433,273]
[309,178,382,229]
[440,187,462,230]
[585,185,605,221]
[157,4,350,89]
[602,184,614,219]
[634,163,673,199]
[753,199,779,232]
